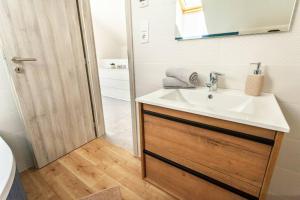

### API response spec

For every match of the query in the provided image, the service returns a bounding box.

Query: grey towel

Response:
[166,68,199,85]
[163,77,195,89]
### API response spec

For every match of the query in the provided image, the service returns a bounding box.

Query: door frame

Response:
[77,0,139,155]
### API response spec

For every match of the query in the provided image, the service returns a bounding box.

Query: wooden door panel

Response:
[0,0,96,167]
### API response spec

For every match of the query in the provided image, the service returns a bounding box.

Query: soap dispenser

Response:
[245,62,264,96]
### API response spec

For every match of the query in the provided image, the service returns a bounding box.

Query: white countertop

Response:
[0,137,16,200]
[136,88,290,133]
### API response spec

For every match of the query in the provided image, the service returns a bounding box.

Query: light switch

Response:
[139,0,149,8]
[140,20,149,44]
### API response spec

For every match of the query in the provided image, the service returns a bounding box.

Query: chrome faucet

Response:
[206,72,224,91]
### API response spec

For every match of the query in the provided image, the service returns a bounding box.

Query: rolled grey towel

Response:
[166,68,199,85]
[162,77,195,89]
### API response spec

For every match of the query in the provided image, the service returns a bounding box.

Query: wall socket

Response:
[139,0,149,8]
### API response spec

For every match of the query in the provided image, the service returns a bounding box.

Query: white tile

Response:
[134,62,167,96]
[263,65,300,104]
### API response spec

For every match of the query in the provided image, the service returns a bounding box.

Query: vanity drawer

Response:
[143,111,273,197]
[143,104,276,140]
[145,155,246,200]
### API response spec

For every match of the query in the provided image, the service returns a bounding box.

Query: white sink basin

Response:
[136,88,289,132]
[160,89,254,113]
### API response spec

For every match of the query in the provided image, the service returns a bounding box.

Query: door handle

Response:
[12,57,37,62]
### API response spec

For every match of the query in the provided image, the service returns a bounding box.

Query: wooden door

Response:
[0,0,96,168]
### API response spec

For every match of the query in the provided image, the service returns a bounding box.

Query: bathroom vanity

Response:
[136,88,289,200]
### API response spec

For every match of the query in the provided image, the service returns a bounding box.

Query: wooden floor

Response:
[21,138,176,200]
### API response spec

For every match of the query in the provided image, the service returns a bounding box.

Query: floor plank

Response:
[39,161,93,199]
[21,170,61,200]
[21,138,176,200]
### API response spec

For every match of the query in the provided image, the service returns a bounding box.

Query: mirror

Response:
[175,0,297,40]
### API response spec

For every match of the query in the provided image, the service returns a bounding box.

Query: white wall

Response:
[90,0,127,61]
[131,0,300,199]
[0,44,33,172]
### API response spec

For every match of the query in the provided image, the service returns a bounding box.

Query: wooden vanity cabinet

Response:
[139,103,284,200]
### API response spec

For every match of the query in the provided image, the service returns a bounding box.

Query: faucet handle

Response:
[210,72,224,80]
[211,72,224,76]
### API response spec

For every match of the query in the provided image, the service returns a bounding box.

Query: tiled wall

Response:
[0,45,33,172]
[131,0,300,199]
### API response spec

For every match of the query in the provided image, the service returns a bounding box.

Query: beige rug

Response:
[79,186,122,200]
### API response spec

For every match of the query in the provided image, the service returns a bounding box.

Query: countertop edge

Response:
[136,99,290,133]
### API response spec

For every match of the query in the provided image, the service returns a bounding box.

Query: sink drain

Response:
[208,94,213,99]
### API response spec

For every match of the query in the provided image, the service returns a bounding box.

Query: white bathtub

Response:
[0,137,16,200]
[98,59,130,101]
